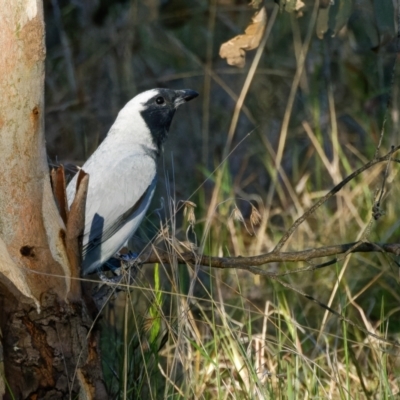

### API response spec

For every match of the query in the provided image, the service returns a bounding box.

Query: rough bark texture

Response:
[0,1,107,398]
[0,291,106,400]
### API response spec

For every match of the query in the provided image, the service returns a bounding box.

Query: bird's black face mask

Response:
[140,88,198,152]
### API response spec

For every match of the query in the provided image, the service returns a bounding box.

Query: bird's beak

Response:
[174,89,199,108]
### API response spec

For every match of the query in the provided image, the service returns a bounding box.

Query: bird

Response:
[66,88,199,275]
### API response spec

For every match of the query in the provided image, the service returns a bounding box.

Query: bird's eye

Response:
[155,96,165,105]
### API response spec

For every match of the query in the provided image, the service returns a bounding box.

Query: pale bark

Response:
[0,1,107,397]
[0,0,68,304]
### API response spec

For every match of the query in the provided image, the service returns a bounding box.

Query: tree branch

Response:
[143,241,400,275]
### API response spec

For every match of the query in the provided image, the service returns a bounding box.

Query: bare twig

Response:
[143,241,400,272]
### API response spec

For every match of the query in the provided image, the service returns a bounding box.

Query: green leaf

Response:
[149,263,162,346]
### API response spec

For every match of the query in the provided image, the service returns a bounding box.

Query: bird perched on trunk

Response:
[67,88,198,275]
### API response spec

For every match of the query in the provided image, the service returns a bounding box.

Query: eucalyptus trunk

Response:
[0,1,106,398]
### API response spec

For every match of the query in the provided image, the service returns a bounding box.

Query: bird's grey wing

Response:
[79,152,157,258]
[81,176,156,257]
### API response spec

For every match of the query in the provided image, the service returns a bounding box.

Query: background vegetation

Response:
[44,0,400,398]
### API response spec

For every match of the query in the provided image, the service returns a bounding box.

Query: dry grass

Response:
[43,0,400,398]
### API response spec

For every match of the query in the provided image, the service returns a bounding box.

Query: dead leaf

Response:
[219,6,267,68]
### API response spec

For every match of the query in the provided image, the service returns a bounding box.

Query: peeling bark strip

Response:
[50,164,89,300]
[51,165,69,226]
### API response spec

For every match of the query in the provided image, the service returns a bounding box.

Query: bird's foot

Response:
[117,251,140,263]
[116,251,142,275]
[95,252,142,292]
[98,271,123,284]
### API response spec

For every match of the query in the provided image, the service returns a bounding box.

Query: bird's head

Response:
[120,88,198,151]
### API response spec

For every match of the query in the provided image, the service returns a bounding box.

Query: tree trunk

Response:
[0,1,107,398]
